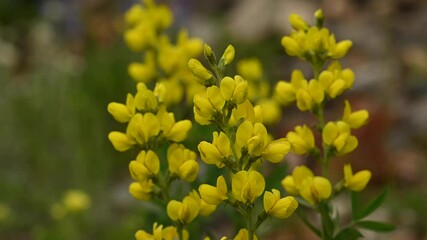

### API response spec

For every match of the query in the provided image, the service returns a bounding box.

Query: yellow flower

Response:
[281,176,299,195]
[342,100,369,129]
[188,190,217,217]
[129,150,160,181]
[344,164,371,191]
[221,44,235,65]
[108,131,135,152]
[286,125,315,154]
[329,40,352,59]
[167,144,198,182]
[236,121,269,156]
[263,189,298,218]
[289,13,309,31]
[188,58,213,86]
[207,86,226,111]
[275,70,304,105]
[128,62,155,83]
[262,138,291,163]
[107,93,135,123]
[233,229,258,240]
[198,132,231,167]
[220,75,248,104]
[257,99,282,125]
[129,180,154,201]
[199,176,228,205]
[134,83,158,112]
[299,176,332,205]
[62,190,91,212]
[322,121,358,155]
[167,196,200,224]
[232,171,265,203]
[230,100,260,125]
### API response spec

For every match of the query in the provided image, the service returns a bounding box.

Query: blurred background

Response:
[1,0,426,239]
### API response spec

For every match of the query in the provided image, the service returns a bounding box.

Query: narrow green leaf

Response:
[357,220,395,232]
[351,191,360,221]
[334,227,363,240]
[319,202,334,239]
[355,187,389,220]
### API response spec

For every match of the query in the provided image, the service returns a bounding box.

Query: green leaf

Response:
[355,187,389,220]
[351,191,360,221]
[319,202,334,239]
[357,220,395,232]
[334,227,363,240]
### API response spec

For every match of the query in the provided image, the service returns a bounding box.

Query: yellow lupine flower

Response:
[157,107,192,142]
[233,229,258,240]
[343,100,369,129]
[188,190,217,217]
[299,176,332,205]
[281,176,299,195]
[322,121,358,155]
[344,164,372,191]
[286,125,315,154]
[126,113,161,145]
[295,80,324,111]
[221,44,235,65]
[230,100,261,125]
[220,75,248,104]
[108,131,135,152]
[207,86,226,111]
[236,121,269,156]
[167,144,198,182]
[329,40,353,59]
[263,189,298,218]
[275,69,304,105]
[232,171,265,203]
[134,83,158,112]
[198,132,231,167]
[262,138,291,163]
[129,180,154,201]
[289,13,309,31]
[167,196,200,224]
[188,58,213,86]
[199,175,228,205]
[107,93,135,123]
[129,150,160,181]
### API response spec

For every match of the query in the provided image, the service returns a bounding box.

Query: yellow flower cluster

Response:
[135,222,189,240]
[124,0,205,105]
[282,11,352,62]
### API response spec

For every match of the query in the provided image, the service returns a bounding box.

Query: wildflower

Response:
[135,222,189,240]
[281,166,332,205]
[199,175,228,205]
[343,164,371,191]
[289,13,309,31]
[129,150,160,181]
[342,100,369,129]
[107,93,135,123]
[318,62,355,98]
[232,170,265,203]
[188,190,217,216]
[188,58,213,86]
[237,58,262,80]
[134,83,158,112]
[129,180,154,201]
[168,144,199,182]
[263,189,298,218]
[322,121,358,155]
[221,45,235,65]
[167,196,200,224]
[198,132,231,167]
[286,125,315,155]
[157,107,192,142]
[126,112,161,145]
[220,75,248,104]
[108,131,135,152]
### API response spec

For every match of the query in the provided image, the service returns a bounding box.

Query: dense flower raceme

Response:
[124,0,205,106]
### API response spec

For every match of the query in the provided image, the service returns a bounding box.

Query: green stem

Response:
[156,172,170,202]
[319,202,334,240]
[254,211,269,232]
[247,206,254,240]
[177,222,184,240]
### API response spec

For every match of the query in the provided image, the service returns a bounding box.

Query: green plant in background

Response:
[108,0,394,239]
